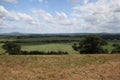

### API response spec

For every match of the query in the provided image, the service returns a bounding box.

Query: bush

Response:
[2,41,21,55]
[111,44,120,53]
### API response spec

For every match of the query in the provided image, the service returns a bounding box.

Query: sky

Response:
[0,0,120,33]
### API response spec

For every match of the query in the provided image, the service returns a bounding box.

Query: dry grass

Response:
[0,54,120,80]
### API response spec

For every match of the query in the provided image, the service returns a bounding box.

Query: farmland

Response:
[0,34,82,54]
[0,33,120,54]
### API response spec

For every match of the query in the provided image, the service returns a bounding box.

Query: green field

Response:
[22,43,78,54]
[0,43,78,54]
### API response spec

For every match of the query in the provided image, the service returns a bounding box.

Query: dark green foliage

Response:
[47,51,68,55]
[72,43,78,51]
[2,41,21,55]
[111,44,120,53]
[21,51,68,55]
[72,35,108,54]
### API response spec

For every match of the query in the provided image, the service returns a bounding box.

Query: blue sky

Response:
[0,0,120,33]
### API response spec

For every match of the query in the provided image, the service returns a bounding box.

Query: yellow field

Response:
[0,54,120,80]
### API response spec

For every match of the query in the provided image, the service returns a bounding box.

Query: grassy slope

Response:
[0,54,120,80]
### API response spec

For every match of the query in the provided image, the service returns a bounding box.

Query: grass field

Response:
[0,54,120,80]
[22,43,78,54]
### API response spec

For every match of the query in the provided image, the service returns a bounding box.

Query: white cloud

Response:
[0,6,38,25]
[56,12,67,20]
[83,0,88,4]
[1,0,120,33]
[33,9,78,26]
[72,0,120,32]
[32,9,53,22]
[2,0,18,3]
[55,12,78,25]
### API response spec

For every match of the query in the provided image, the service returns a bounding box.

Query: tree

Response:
[2,41,21,55]
[111,43,120,53]
[72,35,108,54]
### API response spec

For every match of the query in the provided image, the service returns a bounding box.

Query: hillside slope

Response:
[0,54,120,80]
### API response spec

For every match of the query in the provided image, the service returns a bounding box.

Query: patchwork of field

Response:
[0,41,118,54]
[0,43,78,54]
[0,35,120,54]
[0,36,81,54]
[0,54,120,80]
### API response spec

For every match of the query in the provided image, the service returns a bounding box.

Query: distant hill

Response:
[1,32,24,36]
[0,32,120,36]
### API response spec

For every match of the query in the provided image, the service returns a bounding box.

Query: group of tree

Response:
[2,41,68,55]
[111,44,120,53]
[72,35,120,54]
[2,41,21,55]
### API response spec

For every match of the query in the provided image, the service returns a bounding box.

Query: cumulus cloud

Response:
[0,5,43,33]
[33,9,78,25]
[1,0,120,33]
[0,6,38,25]
[55,12,78,25]
[72,0,120,32]
[32,9,53,22]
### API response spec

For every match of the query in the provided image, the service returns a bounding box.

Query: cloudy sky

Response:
[0,0,120,33]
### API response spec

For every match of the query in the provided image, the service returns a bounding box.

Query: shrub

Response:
[111,44,120,53]
[2,41,21,55]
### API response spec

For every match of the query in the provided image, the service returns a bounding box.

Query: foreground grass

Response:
[0,54,120,80]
